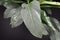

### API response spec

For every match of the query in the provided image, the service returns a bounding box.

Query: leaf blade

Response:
[21,3,48,38]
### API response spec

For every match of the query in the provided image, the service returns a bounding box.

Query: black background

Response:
[0,0,60,40]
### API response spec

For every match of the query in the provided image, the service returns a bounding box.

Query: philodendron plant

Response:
[0,0,60,40]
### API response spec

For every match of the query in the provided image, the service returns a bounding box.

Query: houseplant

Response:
[0,0,60,40]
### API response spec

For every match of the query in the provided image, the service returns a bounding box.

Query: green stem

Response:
[41,1,60,6]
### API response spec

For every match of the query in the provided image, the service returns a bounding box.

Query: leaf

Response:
[30,0,40,13]
[10,14,23,28]
[21,2,48,38]
[50,17,60,31]
[41,10,60,40]
[4,7,23,28]
[55,31,60,40]
[4,8,17,18]
[50,29,56,40]
[4,2,19,8]
[41,10,57,31]
[50,30,60,40]
[10,7,23,28]
[4,1,20,18]
[4,3,20,18]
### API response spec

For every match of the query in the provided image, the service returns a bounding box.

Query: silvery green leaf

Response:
[10,7,23,28]
[21,3,48,38]
[50,17,60,31]
[3,2,19,8]
[4,2,20,18]
[4,8,17,18]
[46,17,60,40]
[41,10,60,40]
[41,10,56,31]
[3,2,13,8]
[4,7,23,28]
[50,29,56,40]
[4,7,21,18]
[30,0,40,12]
[3,0,20,8]
[55,31,60,40]
[50,30,60,40]
[10,13,23,28]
